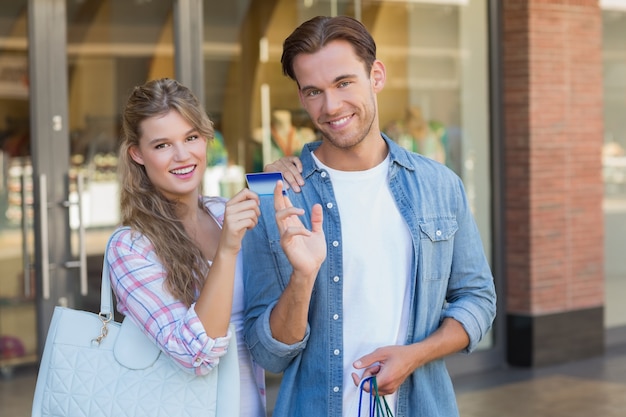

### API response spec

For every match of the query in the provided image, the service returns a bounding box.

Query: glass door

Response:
[0,0,177,381]
[0,0,35,375]
[65,0,175,316]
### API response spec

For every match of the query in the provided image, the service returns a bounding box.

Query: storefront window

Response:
[205,0,493,345]
[66,0,175,309]
[602,6,626,328]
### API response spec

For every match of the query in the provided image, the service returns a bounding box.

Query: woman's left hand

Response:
[220,188,260,253]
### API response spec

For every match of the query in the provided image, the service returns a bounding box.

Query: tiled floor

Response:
[3,329,626,417]
[456,375,626,417]
[452,328,626,417]
[0,364,37,417]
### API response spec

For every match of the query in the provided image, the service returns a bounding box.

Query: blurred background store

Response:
[0,2,624,415]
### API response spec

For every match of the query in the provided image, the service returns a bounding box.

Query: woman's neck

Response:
[176,194,203,225]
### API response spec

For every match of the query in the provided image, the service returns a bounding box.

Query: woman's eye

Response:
[155,143,167,149]
[187,134,199,142]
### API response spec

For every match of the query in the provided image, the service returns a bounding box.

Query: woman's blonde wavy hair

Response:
[119,78,215,307]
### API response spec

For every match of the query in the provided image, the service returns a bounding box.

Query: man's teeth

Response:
[330,116,350,126]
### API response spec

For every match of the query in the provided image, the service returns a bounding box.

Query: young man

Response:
[243,15,497,417]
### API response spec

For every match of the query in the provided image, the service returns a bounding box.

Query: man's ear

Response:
[370,60,386,92]
[128,145,144,165]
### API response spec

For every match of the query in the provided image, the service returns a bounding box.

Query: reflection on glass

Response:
[602,8,626,328]
[66,0,175,310]
[0,0,38,373]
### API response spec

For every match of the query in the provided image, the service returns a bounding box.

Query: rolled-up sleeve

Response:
[107,228,232,375]
[441,179,497,352]
[244,299,309,373]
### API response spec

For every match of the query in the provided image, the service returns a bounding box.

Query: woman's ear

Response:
[128,145,144,165]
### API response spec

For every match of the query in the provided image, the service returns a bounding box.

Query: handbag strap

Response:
[100,227,130,318]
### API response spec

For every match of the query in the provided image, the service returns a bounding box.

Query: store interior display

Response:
[251,109,316,172]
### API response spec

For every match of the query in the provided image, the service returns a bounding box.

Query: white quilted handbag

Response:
[31,244,240,417]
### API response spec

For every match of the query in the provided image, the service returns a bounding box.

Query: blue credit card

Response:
[245,172,284,195]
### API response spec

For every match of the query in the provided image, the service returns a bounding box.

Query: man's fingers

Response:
[273,180,287,211]
[310,203,324,232]
[264,157,304,192]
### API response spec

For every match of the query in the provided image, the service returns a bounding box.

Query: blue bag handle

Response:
[357,376,395,417]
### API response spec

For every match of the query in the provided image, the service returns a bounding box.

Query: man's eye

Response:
[187,135,199,142]
[306,90,321,97]
[338,81,351,88]
[155,143,167,149]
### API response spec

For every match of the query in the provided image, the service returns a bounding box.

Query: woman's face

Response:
[129,109,207,201]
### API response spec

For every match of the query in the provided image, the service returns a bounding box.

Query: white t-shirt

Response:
[312,153,413,416]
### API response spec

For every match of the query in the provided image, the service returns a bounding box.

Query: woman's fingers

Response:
[223,188,261,240]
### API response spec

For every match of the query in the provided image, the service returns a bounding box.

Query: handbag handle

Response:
[91,229,126,345]
[95,227,133,343]
[100,248,114,317]
[99,228,126,318]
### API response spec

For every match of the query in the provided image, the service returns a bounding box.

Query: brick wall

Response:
[502,0,605,366]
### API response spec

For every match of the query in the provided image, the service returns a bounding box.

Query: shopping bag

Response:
[357,376,395,417]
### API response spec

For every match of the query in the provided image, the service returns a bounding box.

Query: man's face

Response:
[293,40,385,156]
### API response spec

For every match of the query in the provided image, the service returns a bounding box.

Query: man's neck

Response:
[314,134,388,171]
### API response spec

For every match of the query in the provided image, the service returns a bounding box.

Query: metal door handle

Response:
[39,174,50,300]
[76,173,87,296]
[20,174,31,298]
[63,172,87,295]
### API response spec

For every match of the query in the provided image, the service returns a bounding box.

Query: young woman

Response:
[107,78,266,416]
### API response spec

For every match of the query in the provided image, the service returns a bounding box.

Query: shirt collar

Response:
[299,132,415,178]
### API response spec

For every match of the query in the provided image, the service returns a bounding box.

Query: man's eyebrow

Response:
[299,74,357,92]
[334,73,357,82]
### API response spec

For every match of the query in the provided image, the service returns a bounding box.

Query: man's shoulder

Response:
[397,148,459,181]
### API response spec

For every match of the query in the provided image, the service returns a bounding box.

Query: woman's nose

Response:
[173,143,191,160]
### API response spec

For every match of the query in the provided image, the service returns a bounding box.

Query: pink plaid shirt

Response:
[106,197,231,376]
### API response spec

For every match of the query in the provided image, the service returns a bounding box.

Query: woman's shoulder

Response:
[202,196,227,224]
[107,226,155,255]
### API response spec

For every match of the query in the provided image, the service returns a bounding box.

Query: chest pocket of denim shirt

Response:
[268,238,302,290]
[418,219,458,281]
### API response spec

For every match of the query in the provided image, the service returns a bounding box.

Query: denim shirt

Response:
[242,135,496,417]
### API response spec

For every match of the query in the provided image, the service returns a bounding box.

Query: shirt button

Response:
[333,386,340,393]
[326,202,333,209]
[333,314,339,320]
[436,230,442,236]
[333,276,340,283]
[332,241,339,247]
[194,358,202,364]
[321,172,328,178]
[333,349,340,355]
